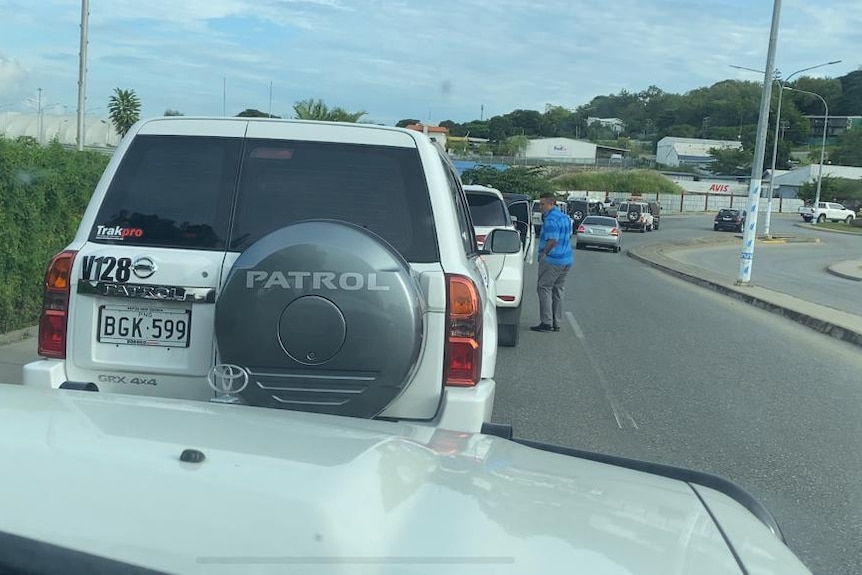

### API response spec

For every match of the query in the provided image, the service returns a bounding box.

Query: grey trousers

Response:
[537,260,571,327]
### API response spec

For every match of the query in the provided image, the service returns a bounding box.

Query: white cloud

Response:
[0,54,30,103]
[0,0,858,122]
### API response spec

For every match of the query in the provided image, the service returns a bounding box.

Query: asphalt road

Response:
[1,212,858,573]
[672,214,862,316]
[494,214,862,575]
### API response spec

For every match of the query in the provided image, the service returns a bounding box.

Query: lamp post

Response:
[729,60,841,236]
[784,86,829,223]
[77,0,89,151]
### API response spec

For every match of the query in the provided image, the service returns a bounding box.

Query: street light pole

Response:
[736,0,781,286]
[729,59,841,237]
[785,87,829,222]
[76,0,89,151]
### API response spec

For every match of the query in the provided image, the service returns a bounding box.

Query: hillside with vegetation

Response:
[405,70,862,169]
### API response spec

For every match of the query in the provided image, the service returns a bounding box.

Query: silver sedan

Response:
[575,216,622,253]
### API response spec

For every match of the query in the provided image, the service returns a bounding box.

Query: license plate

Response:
[98,305,191,347]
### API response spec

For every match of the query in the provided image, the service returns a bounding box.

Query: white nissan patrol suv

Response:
[24,117,522,433]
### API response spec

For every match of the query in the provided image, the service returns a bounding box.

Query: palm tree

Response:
[293,98,366,122]
[108,88,141,136]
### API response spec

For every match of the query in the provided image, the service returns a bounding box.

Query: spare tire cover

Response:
[627,210,640,222]
[215,220,425,418]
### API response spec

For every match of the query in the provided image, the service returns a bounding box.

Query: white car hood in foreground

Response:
[0,386,809,575]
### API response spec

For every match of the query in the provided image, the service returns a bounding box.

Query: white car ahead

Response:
[464,185,526,348]
[24,117,524,433]
[0,384,812,575]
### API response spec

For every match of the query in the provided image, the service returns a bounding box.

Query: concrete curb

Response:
[628,242,862,349]
[0,326,37,347]
[794,223,862,236]
[826,262,862,282]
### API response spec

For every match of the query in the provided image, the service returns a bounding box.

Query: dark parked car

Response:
[714,208,746,232]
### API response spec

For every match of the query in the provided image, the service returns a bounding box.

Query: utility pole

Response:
[76,0,89,151]
[480,104,484,121]
[737,0,781,285]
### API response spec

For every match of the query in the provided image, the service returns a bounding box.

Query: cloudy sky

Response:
[0,0,859,125]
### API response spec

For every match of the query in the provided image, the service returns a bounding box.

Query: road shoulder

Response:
[628,239,862,348]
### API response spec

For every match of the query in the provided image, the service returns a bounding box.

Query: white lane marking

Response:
[566,312,585,340]
[566,311,638,431]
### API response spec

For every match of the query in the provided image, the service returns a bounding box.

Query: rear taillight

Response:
[497,295,515,302]
[610,228,619,236]
[38,250,76,359]
[475,234,486,246]
[577,225,585,233]
[444,274,482,387]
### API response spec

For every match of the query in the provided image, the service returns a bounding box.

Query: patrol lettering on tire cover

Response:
[215,220,425,418]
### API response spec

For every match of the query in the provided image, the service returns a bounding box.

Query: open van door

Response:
[502,193,533,259]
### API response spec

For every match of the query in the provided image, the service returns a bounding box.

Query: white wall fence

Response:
[602,192,803,214]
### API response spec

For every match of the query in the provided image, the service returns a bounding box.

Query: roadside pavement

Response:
[629,236,862,348]
[827,260,862,282]
[0,327,38,385]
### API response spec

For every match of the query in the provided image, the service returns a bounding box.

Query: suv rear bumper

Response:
[22,360,67,389]
[432,378,496,432]
[23,360,496,434]
[620,222,646,230]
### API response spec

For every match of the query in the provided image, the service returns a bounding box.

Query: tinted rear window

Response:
[230,140,438,262]
[582,216,616,226]
[718,209,740,216]
[93,135,439,262]
[90,135,242,250]
[466,193,510,226]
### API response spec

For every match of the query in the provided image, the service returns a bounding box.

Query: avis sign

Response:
[670,180,749,195]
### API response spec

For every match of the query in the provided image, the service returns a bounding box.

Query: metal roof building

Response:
[0,113,120,148]
[656,136,743,168]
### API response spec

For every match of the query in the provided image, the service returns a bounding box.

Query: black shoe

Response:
[530,323,553,332]
[552,325,560,332]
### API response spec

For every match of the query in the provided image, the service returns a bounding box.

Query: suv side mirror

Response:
[482,228,521,254]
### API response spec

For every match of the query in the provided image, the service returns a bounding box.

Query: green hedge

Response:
[0,138,110,333]
[551,169,683,195]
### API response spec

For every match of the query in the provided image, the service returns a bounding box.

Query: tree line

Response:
[106,90,370,137]
[400,71,862,169]
[105,72,862,173]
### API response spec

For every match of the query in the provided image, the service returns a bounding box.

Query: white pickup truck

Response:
[798,201,856,224]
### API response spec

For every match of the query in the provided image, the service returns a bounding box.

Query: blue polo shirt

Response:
[539,207,573,266]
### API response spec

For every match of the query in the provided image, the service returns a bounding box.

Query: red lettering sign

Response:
[708,184,730,193]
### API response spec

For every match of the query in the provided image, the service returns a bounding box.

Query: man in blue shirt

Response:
[531,192,573,332]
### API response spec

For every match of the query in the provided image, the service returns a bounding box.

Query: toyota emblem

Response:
[207,364,250,395]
